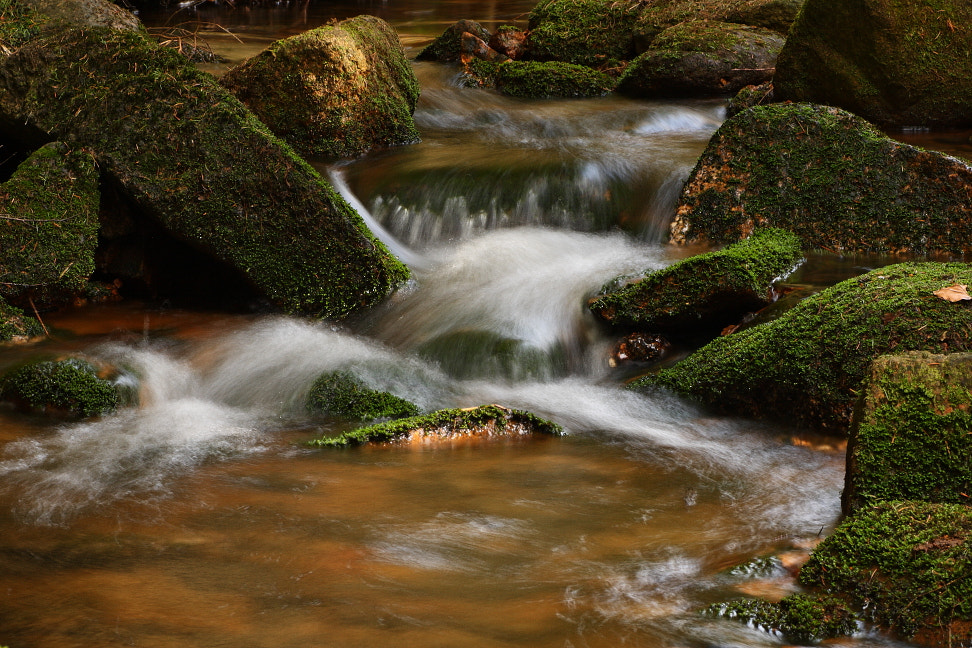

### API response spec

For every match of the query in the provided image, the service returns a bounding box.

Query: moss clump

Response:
[844,352,972,513]
[708,594,859,644]
[0,357,118,417]
[0,297,42,342]
[310,404,564,448]
[800,501,972,644]
[0,141,100,308]
[590,228,802,337]
[527,0,641,67]
[221,15,420,160]
[725,81,774,117]
[671,103,972,256]
[774,0,972,128]
[0,0,49,49]
[633,262,972,432]
[0,25,408,319]
[306,370,419,421]
[467,59,616,99]
[416,19,492,62]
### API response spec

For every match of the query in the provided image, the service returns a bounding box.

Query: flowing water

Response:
[0,4,926,647]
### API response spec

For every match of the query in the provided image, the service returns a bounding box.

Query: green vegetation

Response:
[0,141,100,308]
[467,59,616,99]
[672,103,972,256]
[0,0,48,49]
[527,0,641,68]
[708,594,859,644]
[844,352,972,512]
[306,370,419,421]
[590,228,802,336]
[310,404,564,447]
[633,263,972,432]
[800,501,972,643]
[0,357,119,417]
[0,297,43,342]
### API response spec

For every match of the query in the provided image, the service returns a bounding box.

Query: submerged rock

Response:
[0,23,408,318]
[310,404,564,447]
[527,0,641,67]
[671,104,972,256]
[221,15,420,160]
[800,501,972,647]
[416,19,492,62]
[617,21,782,98]
[774,0,972,128]
[0,142,100,309]
[306,370,419,422]
[843,352,972,514]
[465,59,616,99]
[0,357,119,417]
[633,263,972,432]
[707,594,858,644]
[590,228,802,338]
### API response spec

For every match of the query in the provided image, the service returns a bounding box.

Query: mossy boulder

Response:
[527,0,641,68]
[0,24,408,318]
[671,104,972,256]
[633,263,972,432]
[844,352,972,514]
[0,141,100,309]
[0,298,42,342]
[220,15,420,160]
[306,370,419,421]
[725,81,774,117]
[774,0,972,129]
[632,0,802,51]
[310,404,564,448]
[465,59,616,99]
[0,357,118,417]
[590,228,802,338]
[800,501,972,646]
[707,594,859,644]
[415,19,491,62]
[617,21,783,98]
[25,0,141,31]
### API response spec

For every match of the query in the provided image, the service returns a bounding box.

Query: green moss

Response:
[0,0,48,49]
[0,297,42,342]
[310,404,564,448]
[306,370,419,421]
[633,262,972,432]
[0,26,408,318]
[590,228,802,336]
[708,594,859,643]
[844,352,972,512]
[0,141,100,308]
[800,501,972,642]
[490,60,616,98]
[527,0,641,67]
[0,357,118,417]
[672,103,972,255]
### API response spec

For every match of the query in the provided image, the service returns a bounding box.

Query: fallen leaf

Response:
[933,284,972,302]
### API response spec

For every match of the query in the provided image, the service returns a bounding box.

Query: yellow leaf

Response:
[933,284,972,302]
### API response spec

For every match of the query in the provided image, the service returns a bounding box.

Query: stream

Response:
[0,2,931,646]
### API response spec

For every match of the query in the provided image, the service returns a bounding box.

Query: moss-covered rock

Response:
[632,0,802,50]
[590,228,801,338]
[633,263,972,432]
[0,357,118,417]
[0,24,408,318]
[465,59,616,99]
[527,0,641,68]
[0,298,43,342]
[725,81,773,117]
[843,352,972,514]
[0,141,100,309]
[671,104,972,256]
[800,501,972,646]
[707,594,859,644]
[306,370,419,421]
[617,21,782,98]
[310,404,564,447]
[0,0,50,50]
[416,19,492,62]
[774,0,972,129]
[220,15,420,160]
[26,0,142,32]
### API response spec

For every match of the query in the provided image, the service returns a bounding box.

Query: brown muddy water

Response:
[0,2,940,647]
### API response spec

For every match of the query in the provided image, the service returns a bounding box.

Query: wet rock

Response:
[306,370,419,422]
[488,26,529,60]
[590,228,802,339]
[310,404,565,447]
[774,0,972,128]
[725,81,773,118]
[707,594,858,644]
[0,298,43,343]
[221,15,420,160]
[416,19,492,62]
[527,0,640,68]
[617,21,783,98]
[460,32,507,64]
[800,501,972,647]
[843,352,972,514]
[632,262,972,432]
[0,142,100,310]
[0,357,119,417]
[0,18,408,318]
[610,332,671,366]
[466,59,616,99]
[671,104,972,256]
